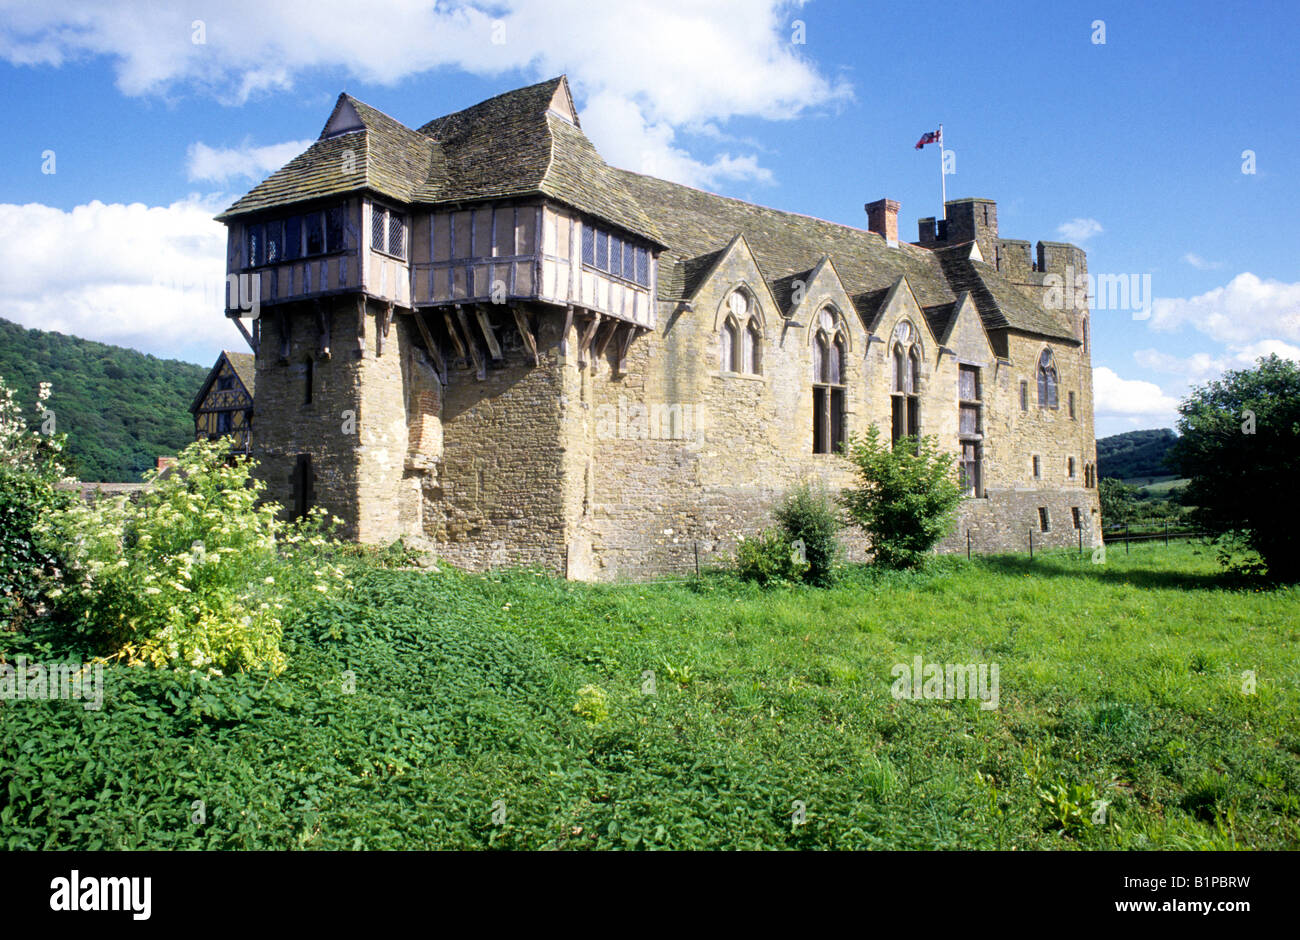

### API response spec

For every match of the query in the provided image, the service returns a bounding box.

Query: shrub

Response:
[735,529,809,586]
[41,437,348,675]
[839,425,963,569]
[773,481,843,586]
[0,375,74,626]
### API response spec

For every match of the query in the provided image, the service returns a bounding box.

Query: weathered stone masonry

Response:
[218,76,1101,581]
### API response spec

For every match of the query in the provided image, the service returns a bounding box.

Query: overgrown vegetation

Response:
[840,426,963,569]
[2,542,1295,850]
[0,375,75,627]
[735,528,808,586]
[38,438,349,675]
[0,318,206,482]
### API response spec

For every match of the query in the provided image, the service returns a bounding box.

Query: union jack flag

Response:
[915,129,941,149]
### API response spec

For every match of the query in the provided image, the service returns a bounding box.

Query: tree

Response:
[1167,354,1300,581]
[1098,478,1140,526]
[839,426,963,569]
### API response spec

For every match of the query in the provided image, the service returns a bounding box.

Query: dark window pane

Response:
[636,247,649,286]
[247,224,262,267]
[891,396,905,444]
[306,212,325,255]
[609,236,622,276]
[388,212,404,259]
[370,206,386,253]
[830,389,845,452]
[264,220,282,264]
[326,206,345,252]
[284,215,302,260]
[813,386,827,453]
[595,231,607,269]
[582,226,595,265]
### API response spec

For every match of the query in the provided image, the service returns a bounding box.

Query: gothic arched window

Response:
[890,321,920,447]
[721,289,761,375]
[1037,348,1059,410]
[812,307,846,453]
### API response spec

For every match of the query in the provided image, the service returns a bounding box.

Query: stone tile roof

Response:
[218,77,661,243]
[216,76,1075,341]
[614,168,1076,340]
[217,97,436,220]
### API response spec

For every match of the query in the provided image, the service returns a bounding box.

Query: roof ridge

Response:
[611,166,915,252]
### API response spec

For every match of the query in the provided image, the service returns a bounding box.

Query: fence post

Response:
[1125,523,1130,554]
[967,529,971,560]
[694,541,700,577]
[1029,527,1033,560]
[1078,526,1083,558]
[1165,521,1169,547]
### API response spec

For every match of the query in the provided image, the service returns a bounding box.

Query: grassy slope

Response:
[2,542,1297,850]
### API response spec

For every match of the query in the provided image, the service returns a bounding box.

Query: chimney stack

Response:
[865,198,900,246]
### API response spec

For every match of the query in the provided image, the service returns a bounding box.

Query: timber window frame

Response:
[245,205,347,269]
[581,222,652,288]
[370,204,407,260]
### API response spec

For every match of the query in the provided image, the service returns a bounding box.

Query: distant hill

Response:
[0,317,208,482]
[1096,428,1178,480]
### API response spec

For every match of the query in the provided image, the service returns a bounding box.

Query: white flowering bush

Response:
[1,375,73,625]
[41,437,348,675]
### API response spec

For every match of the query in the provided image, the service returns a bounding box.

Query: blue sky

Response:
[1,0,1296,437]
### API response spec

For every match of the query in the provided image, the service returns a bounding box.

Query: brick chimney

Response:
[156,456,175,472]
[865,198,900,245]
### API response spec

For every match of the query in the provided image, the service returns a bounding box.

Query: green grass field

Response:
[2,541,1297,850]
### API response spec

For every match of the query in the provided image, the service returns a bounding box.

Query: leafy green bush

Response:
[41,437,348,675]
[0,375,74,626]
[839,426,963,569]
[773,481,843,586]
[735,529,809,586]
[1169,353,1300,581]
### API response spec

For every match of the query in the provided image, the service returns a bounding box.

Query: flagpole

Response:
[938,123,946,210]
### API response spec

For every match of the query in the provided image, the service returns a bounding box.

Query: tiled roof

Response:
[190,350,256,414]
[216,77,1076,341]
[613,169,1076,340]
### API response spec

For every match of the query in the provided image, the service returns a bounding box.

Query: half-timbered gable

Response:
[191,351,255,454]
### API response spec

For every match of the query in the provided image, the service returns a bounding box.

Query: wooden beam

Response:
[592,317,619,362]
[455,304,485,379]
[560,303,574,356]
[376,301,393,357]
[355,295,367,358]
[474,304,503,359]
[442,306,468,360]
[577,311,602,366]
[511,304,540,366]
[315,300,331,360]
[616,323,639,374]
[412,309,446,383]
[231,315,258,355]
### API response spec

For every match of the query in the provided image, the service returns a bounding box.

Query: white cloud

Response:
[1135,340,1300,386]
[1056,218,1103,242]
[1149,272,1300,344]
[1092,366,1180,426]
[187,138,314,184]
[1182,252,1222,270]
[0,198,243,365]
[0,0,851,189]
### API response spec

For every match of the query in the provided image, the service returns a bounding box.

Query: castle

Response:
[217,76,1100,579]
